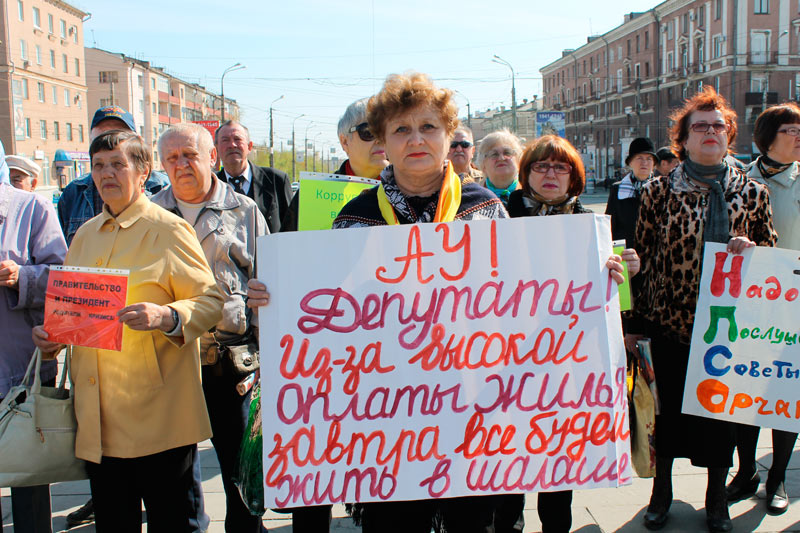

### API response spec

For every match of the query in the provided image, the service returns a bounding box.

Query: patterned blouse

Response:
[632,162,777,344]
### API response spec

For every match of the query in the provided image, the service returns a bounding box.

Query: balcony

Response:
[748,51,778,66]
[158,91,169,102]
[744,92,778,106]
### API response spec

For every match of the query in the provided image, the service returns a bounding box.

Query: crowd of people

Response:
[0,71,798,533]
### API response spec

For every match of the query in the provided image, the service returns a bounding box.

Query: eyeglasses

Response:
[530,162,572,175]
[486,149,517,160]
[777,127,800,137]
[450,140,473,149]
[348,122,375,142]
[689,122,729,134]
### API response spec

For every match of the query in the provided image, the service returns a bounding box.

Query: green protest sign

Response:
[612,239,632,311]
[297,172,379,231]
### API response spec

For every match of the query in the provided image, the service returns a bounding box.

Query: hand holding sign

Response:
[117,302,176,332]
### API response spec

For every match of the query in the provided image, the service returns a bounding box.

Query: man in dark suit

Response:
[215,120,292,233]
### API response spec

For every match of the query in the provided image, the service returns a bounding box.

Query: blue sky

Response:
[76,0,657,154]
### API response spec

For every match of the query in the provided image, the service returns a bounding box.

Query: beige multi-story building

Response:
[85,47,238,167]
[541,0,800,184]
[0,0,89,189]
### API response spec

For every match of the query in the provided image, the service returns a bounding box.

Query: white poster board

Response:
[683,244,800,431]
[257,214,631,508]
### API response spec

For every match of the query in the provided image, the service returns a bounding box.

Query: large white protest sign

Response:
[683,244,800,431]
[257,214,631,508]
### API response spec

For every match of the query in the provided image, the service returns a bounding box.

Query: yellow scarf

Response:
[377,162,462,225]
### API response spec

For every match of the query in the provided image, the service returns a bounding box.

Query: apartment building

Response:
[0,0,89,188]
[85,47,238,167]
[541,0,800,183]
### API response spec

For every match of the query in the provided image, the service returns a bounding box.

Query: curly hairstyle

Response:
[367,72,459,142]
[519,135,585,198]
[753,102,800,154]
[669,86,737,161]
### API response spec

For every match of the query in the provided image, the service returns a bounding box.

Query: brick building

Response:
[85,47,238,168]
[541,0,800,183]
[0,0,89,188]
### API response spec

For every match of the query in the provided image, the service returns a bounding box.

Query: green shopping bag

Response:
[234,381,265,516]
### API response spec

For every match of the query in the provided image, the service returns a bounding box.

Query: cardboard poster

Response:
[683,244,800,432]
[257,214,631,508]
[297,172,379,231]
[44,266,129,351]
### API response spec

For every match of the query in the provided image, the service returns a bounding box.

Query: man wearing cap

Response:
[56,106,169,246]
[214,120,292,233]
[6,155,41,192]
[447,126,484,185]
[655,146,680,177]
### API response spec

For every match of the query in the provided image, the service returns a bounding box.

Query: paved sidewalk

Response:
[2,432,800,532]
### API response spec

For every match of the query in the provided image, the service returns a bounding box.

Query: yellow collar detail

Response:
[377,162,462,225]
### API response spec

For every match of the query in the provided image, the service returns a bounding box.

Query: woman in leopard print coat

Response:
[629,87,777,533]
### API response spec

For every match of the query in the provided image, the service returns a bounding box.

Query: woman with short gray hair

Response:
[477,129,523,207]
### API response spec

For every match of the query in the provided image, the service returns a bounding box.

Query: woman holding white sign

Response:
[628,87,777,533]
[506,134,640,533]
[727,102,800,514]
[32,130,224,532]
[248,72,632,533]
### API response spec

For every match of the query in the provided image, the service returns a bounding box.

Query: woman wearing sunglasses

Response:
[477,128,523,208]
[727,102,800,515]
[505,134,640,533]
[626,87,776,533]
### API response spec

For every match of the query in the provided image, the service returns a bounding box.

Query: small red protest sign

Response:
[44,266,129,351]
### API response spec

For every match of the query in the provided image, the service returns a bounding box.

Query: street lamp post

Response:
[269,95,284,168]
[492,55,516,134]
[304,122,315,171]
[291,114,305,181]
[221,62,246,122]
[454,89,471,128]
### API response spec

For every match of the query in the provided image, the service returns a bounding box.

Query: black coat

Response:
[604,180,640,248]
[216,162,292,234]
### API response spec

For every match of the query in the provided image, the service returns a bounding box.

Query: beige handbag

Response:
[0,348,87,487]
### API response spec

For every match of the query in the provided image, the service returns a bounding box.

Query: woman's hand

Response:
[117,303,175,331]
[246,279,271,309]
[620,248,640,277]
[606,255,626,285]
[32,326,65,358]
[624,333,645,358]
[0,259,20,289]
[727,236,755,255]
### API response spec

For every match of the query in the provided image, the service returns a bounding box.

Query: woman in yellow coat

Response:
[33,130,223,532]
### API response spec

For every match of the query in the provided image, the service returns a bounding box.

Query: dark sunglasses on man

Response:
[348,122,376,142]
[450,140,473,149]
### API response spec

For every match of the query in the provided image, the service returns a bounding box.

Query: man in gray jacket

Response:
[152,123,268,533]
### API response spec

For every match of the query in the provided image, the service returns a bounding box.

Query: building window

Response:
[59,19,66,38]
[64,88,70,106]
[713,35,723,58]
[17,0,23,21]
[37,82,45,102]
[139,99,144,113]
[52,85,57,104]
[78,125,84,143]
[138,74,144,87]
[754,0,769,13]
[715,0,722,19]
[751,75,767,92]
[62,54,68,72]
[54,121,60,140]
[25,118,31,137]
[645,31,649,50]
[682,13,689,33]
[617,69,623,92]
[66,123,73,141]
[667,20,674,40]
[40,119,47,139]
[751,31,769,63]
[152,102,157,114]
[48,14,53,33]
[22,79,28,99]
[74,58,80,76]
[627,39,631,57]
[715,76,720,92]
[609,48,615,63]
[636,35,640,53]
[668,51,675,72]
[32,6,40,27]
[35,45,42,64]
[49,49,55,68]
[645,62,650,77]
[635,63,641,80]
[20,40,27,61]
[72,26,78,43]
[698,5,705,25]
